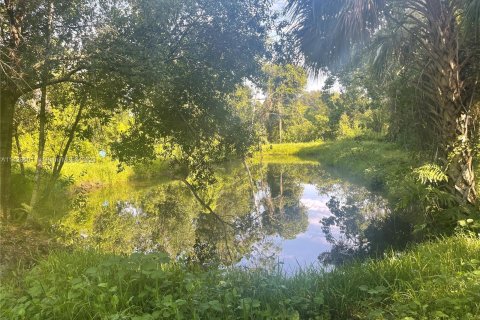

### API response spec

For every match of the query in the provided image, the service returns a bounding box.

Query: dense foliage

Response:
[1,0,479,318]
[0,0,272,217]
[1,235,479,319]
[287,0,480,204]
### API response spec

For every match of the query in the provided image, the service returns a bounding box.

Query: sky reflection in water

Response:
[58,163,387,273]
[240,184,343,273]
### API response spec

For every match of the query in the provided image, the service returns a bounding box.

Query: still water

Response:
[55,160,388,272]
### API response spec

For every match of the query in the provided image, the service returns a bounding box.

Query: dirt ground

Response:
[0,222,59,278]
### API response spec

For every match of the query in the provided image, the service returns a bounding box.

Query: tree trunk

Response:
[2,0,25,219]
[42,104,84,201]
[0,91,18,219]
[278,113,283,143]
[31,0,54,211]
[439,49,477,204]
[14,126,25,176]
[443,108,477,204]
[30,85,48,210]
[420,3,477,205]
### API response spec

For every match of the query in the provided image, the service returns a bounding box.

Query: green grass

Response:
[61,159,134,185]
[253,142,322,165]
[259,141,324,156]
[1,234,479,319]
[13,157,162,189]
[295,139,418,193]
[62,158,172,185]
[251,154,318,165]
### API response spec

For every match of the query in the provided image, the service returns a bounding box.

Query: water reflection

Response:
[56,161,393,271]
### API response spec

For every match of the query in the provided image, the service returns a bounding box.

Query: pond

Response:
[54,159,390,273]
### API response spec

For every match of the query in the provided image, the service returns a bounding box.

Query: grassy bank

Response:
[61,160,134,186]
[9,158,171,212]
[1,235,479,319]
[261,139,416,194]
[12,157,171,190]
[261,138,480,237]
[262,139,480,197]
[253,142,322,165]
[259,142,324,156]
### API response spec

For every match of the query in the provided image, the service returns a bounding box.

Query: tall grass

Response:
[1,234,479,319]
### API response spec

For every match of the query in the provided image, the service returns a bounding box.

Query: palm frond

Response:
[463,0,480,40]
[287,0,386,72]
[369,25,415,78]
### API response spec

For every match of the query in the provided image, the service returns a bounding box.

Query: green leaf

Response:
[208,300,223,312]
[313,293,324,305]
[359,285,369,291]
[175,299,187,306]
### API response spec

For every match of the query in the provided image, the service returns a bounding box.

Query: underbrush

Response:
[1,235,479,319]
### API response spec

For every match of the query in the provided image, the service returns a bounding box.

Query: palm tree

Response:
[288,0,480,204]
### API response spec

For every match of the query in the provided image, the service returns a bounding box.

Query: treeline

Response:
[233,64,388,145]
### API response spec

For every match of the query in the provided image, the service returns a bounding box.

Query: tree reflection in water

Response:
[56,161,406,271]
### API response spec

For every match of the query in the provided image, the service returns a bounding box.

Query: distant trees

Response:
[229,63,385,144]
[321,71,389,140]
[288,0,480,204]
[261,64,307,143]
[283,92,329,142]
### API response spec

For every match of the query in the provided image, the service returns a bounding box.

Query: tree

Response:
[108,0,271,190]
[288,0,480,204]
[262,64,307,143]
[1,0,272,218]
[1,0,97,218]
[319,71,388,139]
[230,85,265,145]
